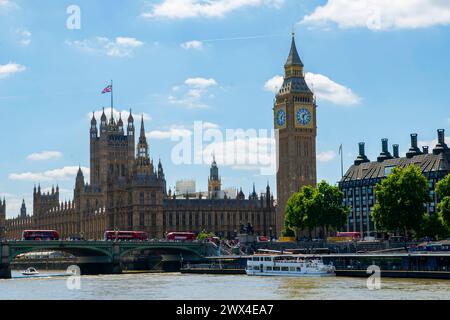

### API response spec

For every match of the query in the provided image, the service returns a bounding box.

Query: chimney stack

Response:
[354,142,370,165]
[377,138,393,162]
[406,133,422,158]
[433,129,448,155]
[393,144,400,158]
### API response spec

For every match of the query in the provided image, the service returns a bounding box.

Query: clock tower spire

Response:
[274,33,317,235]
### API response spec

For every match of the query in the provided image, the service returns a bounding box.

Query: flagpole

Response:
[110,80,113,119]
[340,144,344,178]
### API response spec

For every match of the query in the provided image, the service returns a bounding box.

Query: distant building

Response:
[339,129,450,235]
[4,110,276,240]
[176,180,196,196]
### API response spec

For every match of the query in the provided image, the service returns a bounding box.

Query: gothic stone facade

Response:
[274,34,317,234]
[339,129,450,234]
[2,109,275,240]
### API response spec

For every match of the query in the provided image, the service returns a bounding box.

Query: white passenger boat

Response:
[246,254,335,277]
[22,267,39,276]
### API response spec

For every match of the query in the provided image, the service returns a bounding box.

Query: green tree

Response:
[436,174,450,226]
[419,213,449,240]
[285,185,317,239]
[437,197,450,228]
[285,181,348,238]
[197,231,216,241]
[315,181,348,235]
[436,174,450,198]
[372,165,429,237]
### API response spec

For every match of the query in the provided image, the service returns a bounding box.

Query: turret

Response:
[20,199,27,218]
[117,113,124,133]
[100,108,107,134]
[75,167,85,194]
[127,109,135,136]
[90,112,98,139]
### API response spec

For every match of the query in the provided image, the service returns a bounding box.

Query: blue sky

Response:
[1,0,450,217]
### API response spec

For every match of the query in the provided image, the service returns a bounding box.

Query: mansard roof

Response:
[341,151,450,183]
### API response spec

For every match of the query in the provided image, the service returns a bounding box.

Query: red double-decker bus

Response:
[22,230,60,241]
[104,231,149,241]
[166,232,196,241]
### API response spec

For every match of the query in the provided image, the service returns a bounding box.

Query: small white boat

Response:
[22,267,39,276]
[246,254,335,277]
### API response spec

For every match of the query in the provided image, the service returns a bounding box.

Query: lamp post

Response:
[269,227,273,242]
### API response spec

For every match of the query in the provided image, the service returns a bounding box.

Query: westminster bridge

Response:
[0,240,218,279]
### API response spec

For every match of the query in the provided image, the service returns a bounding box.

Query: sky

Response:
[1,0,450,218]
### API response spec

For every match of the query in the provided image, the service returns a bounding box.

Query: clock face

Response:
[296,108,312,126]
[276,109,286,127]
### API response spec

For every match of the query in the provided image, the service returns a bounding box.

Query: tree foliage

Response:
[436,174,450,227]
[419,213,449,240]
[285,181,348,237]
[372,165,429,236]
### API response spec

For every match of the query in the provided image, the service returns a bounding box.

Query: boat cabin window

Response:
[266,266,273,271]
[281,267,289,271]
[264,257,272,261]
[273,267,280,271]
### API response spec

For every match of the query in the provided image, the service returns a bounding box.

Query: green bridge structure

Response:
[0,240,218,279]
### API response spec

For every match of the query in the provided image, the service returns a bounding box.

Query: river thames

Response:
[0,271,449,300]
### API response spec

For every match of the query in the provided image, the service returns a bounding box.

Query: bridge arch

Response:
[8,243,113,262]
[119,245,204,260]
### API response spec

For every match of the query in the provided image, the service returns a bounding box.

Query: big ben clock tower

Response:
[274,34,317,234]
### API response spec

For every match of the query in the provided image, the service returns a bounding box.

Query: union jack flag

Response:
[101,85,112,94]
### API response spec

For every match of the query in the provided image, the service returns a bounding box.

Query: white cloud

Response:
[264,73,360,106]
[201,136,276,171]
[147,127,193,140]
[16,28,31,46]
[0,62,26,79]
[181,40,204,50]
[66,37,144,58]
[418,136,450,149]
[302,0,450,31]
[9,166,90,182]
[264,75,284,93]
[305,72,360,106]
[317,150,336,162]
[169,77,218,109]
[0,0,17,10]
[142,0,284,19]
[185,77,217,88]
[27,151,63,161]
[147,121,219,140]
[88,108,151,123]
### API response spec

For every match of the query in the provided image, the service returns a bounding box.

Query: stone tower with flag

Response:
[273,34,317,234]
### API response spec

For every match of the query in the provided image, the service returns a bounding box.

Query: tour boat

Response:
[246,254,335,277]
[22,267,39,276]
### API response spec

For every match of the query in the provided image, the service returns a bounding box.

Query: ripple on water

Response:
[1,273,450,300]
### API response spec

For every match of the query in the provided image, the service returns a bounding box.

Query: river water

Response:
[0,270,449,300]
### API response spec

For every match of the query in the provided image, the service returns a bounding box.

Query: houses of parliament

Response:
[0,35,318,240]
